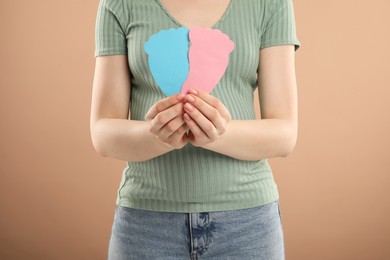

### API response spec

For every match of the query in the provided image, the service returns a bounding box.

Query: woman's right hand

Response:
[145,94,189,149]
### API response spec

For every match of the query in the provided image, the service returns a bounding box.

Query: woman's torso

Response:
[97,0,281,213]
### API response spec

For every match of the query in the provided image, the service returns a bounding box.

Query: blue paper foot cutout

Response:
[144,27,190,96]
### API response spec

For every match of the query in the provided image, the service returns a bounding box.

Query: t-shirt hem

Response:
[260,40,301,51]
[94,49,127,58]
[116,193,279,213]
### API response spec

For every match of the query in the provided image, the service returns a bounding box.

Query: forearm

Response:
[91,118,174,162]
[203,119,297,161]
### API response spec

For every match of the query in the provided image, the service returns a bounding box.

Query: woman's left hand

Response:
[183,89,231,147]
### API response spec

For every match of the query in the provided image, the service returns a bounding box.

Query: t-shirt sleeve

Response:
[94,0,128,57]
[260,0,301,51]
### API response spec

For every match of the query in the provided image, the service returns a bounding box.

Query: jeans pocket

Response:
[276,200,283,225]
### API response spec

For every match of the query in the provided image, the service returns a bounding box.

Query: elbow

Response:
[91,135,108,158]
[280,141,296,157]
[280,126,298,158]
[90,120,109,158]
[91,138,109,158]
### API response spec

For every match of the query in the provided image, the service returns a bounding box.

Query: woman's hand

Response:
[183,89,231,147]
[145,94,189,149]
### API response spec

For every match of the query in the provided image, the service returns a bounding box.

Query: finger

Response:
[159,115,186,139]
[187,89,231,120]
[168,123,189,146]
[145,93,185,120]
[183,104,218,140]
[183,113,207,144]
[185,94,225,130]
[151,102,184,131]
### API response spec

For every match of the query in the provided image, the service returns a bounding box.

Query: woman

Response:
[90,0,300,259]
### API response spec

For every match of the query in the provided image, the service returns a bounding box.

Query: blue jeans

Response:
[108,200,285,259]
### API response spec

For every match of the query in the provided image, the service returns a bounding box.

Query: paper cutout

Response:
[181,27,235,95]
[144,27,234,96]
[144,27,190,96]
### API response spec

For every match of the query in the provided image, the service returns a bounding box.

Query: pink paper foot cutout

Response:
[181,27,235,95]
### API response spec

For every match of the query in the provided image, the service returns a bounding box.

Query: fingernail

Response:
[176,93,184,100]
[189,89,198,95]
[184,103,194,112]
[186,95,195,102]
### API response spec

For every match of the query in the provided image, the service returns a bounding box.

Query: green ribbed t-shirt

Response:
[94,0,301,213]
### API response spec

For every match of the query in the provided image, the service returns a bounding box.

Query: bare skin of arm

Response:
[182,45,298,160]
[90,55,188,162]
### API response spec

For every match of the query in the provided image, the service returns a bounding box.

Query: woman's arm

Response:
[183,45,298,160]
[90,55,188,162]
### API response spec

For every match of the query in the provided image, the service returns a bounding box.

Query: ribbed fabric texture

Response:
[94,0,301,213]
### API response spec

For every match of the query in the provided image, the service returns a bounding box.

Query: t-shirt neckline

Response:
[154,0,234,29]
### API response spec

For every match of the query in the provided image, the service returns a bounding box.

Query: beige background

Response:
[1,0,389,259]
